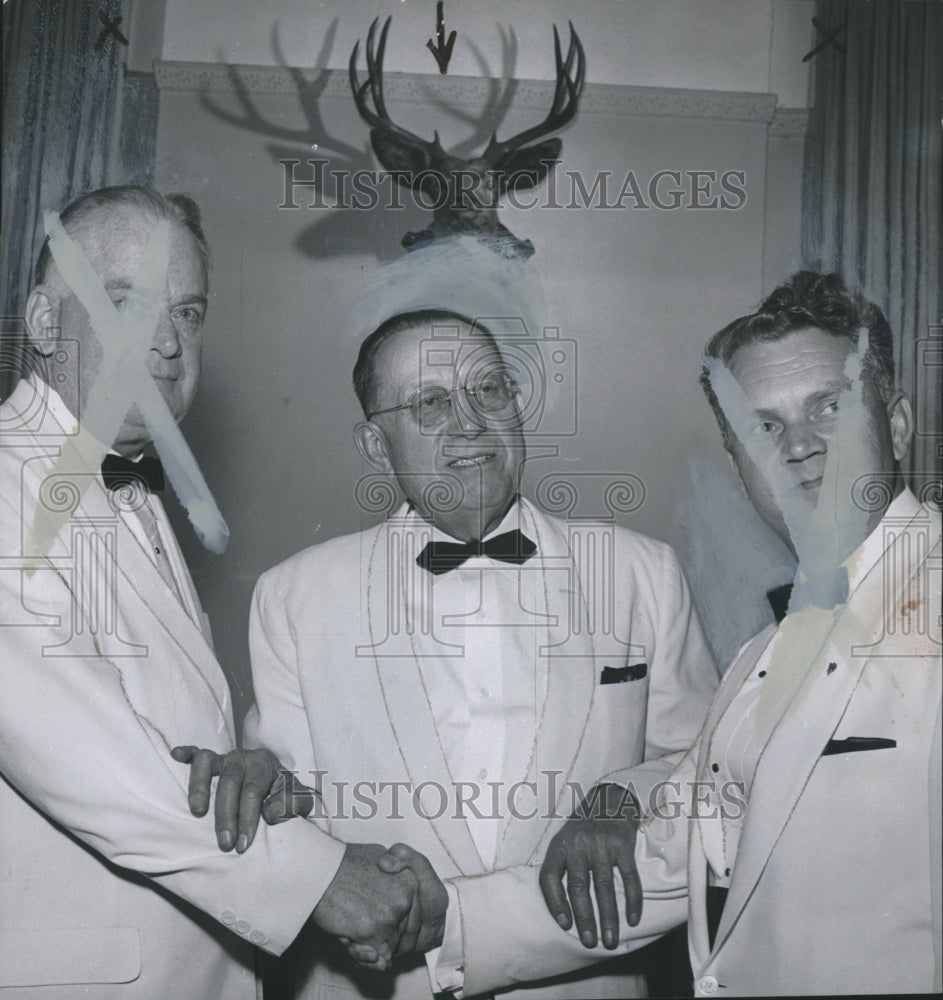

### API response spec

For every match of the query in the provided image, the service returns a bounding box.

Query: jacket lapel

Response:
[12,377,232,745]
[710,505,939,954]
[365,510,486,876]
[496,501,598,866]
[684,626,771,968]
[82,467,215,643]
[17,437,233,748]
[84,475,234,738]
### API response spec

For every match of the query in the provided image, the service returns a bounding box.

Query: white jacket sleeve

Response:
[0,500,345,956]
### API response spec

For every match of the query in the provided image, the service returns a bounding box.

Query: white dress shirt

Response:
[409,500,543,868]
[403,500,556,991]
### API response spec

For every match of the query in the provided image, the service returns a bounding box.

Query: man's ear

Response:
[354,420,393,473]
[25,287,60,356]
[886,390,914,462]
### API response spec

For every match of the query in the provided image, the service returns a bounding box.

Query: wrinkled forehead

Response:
[727,328,853,404]
[69,205,157,260]
[58,205,203,287]
[378,322,505,391]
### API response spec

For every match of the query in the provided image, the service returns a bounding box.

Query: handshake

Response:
[171,746,448,971]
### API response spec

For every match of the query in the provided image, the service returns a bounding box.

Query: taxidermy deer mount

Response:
[349,17,585,259]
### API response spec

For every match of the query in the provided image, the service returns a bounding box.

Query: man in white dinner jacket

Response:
[519,271,941,998]
[0,186,436,998]
[242,308,720,999]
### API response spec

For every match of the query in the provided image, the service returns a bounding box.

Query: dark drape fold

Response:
[1,0,124,395]
[802,0,942,494]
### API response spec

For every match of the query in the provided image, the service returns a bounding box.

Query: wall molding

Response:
[769,106,809,138]
[155,61,787,125]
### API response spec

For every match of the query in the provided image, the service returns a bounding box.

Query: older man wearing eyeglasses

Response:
[237,309,719,1000]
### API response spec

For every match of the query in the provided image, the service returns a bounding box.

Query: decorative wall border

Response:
[769,106,810,138]
[154,61,799,126]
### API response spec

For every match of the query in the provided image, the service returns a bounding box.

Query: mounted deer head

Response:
[349,17,585,258]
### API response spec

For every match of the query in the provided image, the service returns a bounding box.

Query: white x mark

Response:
[27,212,229,560]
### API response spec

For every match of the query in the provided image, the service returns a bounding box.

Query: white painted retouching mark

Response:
[28,212,229,561]
[706,334,875,731]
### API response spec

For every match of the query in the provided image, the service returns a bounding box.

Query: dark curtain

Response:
[802,0,943,496]
[1,0,124,397]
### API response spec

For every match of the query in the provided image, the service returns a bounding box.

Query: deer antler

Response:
[482,23,585,165]
[199,22,365,164]
[349,17,440,154]
[347,16,586,258]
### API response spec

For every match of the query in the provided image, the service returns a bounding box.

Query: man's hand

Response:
[376,843,448,954]
[170,746,314,853]
[539,783,642,950]
[312,843,423,972]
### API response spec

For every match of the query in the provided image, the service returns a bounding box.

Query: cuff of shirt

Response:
[424,881,463,995]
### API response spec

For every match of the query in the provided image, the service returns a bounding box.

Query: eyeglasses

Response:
[368,374,520,429]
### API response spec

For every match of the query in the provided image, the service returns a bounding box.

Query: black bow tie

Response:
[100,453,166,493]
[766,583,793,624]
[416,529,537,575]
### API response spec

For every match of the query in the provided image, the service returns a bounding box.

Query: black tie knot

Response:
[100,454,165,493]
[416,529,536,575]
[766,582,793,624]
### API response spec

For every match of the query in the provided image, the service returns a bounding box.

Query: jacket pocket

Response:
[821,736,897,756]
[600,663,648,684]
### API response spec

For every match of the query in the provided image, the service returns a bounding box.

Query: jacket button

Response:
[697,975,719,995]
[235,919,251,935]
[221,909,236,926]
[249,930,266,945]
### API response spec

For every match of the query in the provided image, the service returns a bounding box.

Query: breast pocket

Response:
[821,735,896,756]
[592,660,649,766]
[600,662,648,684]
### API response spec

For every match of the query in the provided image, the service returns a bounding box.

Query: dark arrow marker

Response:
[802,17,846,62]
[94,10,129,51]
[426,1,456,74]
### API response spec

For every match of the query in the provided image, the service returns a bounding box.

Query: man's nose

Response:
[447,391,486,436]
[783,421,826,462]
[151,311,182,359]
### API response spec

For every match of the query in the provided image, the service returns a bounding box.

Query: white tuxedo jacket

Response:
[0,378,346,998]
[245,497,719,999]
[671,491,943,997]
[438,492,943,997]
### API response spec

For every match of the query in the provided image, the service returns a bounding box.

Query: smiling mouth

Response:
[448,454,494,468]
